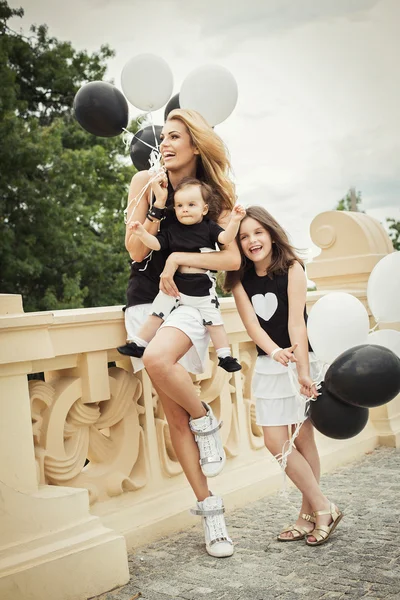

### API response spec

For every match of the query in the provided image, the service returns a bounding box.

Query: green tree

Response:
[0,1,136,311]
[335,187,363,211]
[386,218,400,251]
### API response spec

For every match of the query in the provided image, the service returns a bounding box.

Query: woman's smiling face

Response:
[160,119,198,171]
[239,217,273,265]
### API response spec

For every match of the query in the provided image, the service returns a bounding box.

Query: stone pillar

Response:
[0,295,129,600]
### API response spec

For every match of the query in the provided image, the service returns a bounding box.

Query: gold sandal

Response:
[306,503,343,546]
[277,513,316,542]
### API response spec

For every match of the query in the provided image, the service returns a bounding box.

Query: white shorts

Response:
[253,352,326,426]
[124,303,209,374]
[151,290,223,326]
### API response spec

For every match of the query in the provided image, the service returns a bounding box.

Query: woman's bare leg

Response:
[143,327,207,419]
[145,326,233,556]
[155,386,209,501]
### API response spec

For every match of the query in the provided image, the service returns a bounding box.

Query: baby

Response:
[118,176,245,372]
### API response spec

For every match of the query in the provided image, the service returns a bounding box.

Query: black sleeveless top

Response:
[125,179,176,308]
[241,265,312,356]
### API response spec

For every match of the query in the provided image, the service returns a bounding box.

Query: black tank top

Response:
[125,179,176,308]
[241,265,312,355]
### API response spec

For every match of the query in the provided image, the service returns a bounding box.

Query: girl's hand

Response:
[129,221,146,236]
[159,255,180,297]
[272,344,298,367]
[150,169,168,207]
[298,374,318,398]
[231,204,246,222]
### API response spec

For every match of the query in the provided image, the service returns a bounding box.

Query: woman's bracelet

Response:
[270,347,283,359]
[147,205,166,221]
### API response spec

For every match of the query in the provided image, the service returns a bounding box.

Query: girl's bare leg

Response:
[263,426,333,539]
[154,385,210,501]
[295,420,320,513]
[278,420,321,538]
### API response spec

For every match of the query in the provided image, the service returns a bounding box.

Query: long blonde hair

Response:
[167,109,236,214]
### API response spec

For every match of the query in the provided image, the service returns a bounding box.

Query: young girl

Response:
[225,206,343,546]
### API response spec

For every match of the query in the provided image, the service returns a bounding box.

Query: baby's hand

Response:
[150,169,168,206]
[129,221,145,236]
[231,204,246,222]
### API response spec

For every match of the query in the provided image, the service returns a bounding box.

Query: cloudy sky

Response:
[11,0,400,255]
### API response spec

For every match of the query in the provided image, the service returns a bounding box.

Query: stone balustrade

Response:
[0,210,398,600]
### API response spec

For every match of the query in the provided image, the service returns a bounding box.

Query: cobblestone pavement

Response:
[93,447,400,600]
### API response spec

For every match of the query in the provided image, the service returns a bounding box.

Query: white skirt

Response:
[124,304,209,374]
[253,353,325,426]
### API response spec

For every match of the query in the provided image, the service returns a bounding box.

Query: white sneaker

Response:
[189,402,226,477]
[191,494,234,558]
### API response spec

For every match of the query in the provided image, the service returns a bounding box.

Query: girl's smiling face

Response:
[239,217,273,267]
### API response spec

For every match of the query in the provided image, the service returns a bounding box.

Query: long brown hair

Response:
[224,205,304,292]
[167,109,236,216]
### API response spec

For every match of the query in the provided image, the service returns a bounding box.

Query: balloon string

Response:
[122,111,165,230]
[122,127,160,152]
[123,166,165,225]
[132,249,154,272]
[147,111,159,152]
[271,362,323,509]
[121,128,134,151]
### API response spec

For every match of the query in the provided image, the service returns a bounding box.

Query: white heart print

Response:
[251,293,278,321]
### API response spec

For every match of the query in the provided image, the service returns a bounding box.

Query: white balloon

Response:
[307,292,370,365]
[121,54,173,112]
[368,329,400,358]
[180,65,238,126]
[367,252,400,323]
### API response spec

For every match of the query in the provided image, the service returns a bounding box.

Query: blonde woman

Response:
[119,110,241,557]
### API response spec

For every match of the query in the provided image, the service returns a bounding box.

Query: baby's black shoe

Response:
[218,356,242,372]
[117,342,145,358]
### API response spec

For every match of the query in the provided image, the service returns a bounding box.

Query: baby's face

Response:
[174,185,208,225]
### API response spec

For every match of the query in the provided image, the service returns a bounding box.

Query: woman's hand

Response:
[150,169,168,207]
[129,221,146,237]
[272,344,298,367]
[298,374,318,398]
[159,254,180,297]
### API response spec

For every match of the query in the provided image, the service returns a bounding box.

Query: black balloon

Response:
[308,383,369,440]
[325,344,400,409]
[164,93,180,121]
[73,81,129,137]
[130,125,162,171]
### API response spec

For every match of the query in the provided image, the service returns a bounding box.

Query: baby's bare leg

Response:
[206,324,229,351]
[206,325,242,373]
[137,314,163,343]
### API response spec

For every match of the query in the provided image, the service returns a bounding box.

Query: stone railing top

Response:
[307,211,394,290]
